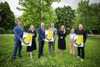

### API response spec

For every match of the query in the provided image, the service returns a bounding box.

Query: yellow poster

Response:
[74,35,83,47]
[46,30,53,40]
[24,34,33,44]
[45,30,54,42]
[21,33,33,46]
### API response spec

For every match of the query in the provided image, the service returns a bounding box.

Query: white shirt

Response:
[69,33,76,40]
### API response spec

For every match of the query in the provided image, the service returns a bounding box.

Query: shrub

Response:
[0,28,5,34]
[5,30,14,34]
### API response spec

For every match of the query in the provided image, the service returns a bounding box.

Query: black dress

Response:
[58,30,66,50]
[27,30,37,52]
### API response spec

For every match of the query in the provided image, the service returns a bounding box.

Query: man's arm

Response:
[54,28,57,39]
[38,28,44,41]
[84,30,87,43]
[14,27,21,40]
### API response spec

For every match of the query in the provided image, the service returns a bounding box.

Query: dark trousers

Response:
[12,39,22,58]
[38,41,44,56]
[77,46,85,59]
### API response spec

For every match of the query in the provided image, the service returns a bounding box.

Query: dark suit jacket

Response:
[14,25,24,41]
[38,27,45,42]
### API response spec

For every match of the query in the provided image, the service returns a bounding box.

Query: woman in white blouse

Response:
[69,29,76,55]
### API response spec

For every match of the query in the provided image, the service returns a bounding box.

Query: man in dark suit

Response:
[12,20,25,60]
[76,24,87,61]
[38,22,45,58]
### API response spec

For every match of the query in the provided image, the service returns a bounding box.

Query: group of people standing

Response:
[12,20,87,61]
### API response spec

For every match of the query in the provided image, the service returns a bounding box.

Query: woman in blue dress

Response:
[27,25,37,59]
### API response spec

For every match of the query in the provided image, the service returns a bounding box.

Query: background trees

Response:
[0,2,15,30]
[74,0,100,34]
[0,0,100,34]
[55,6,75,34]
[17,0,60,31]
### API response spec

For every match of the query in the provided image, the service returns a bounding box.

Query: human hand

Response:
[43,39,46,42]
[20,39,22,42]
[60,37,63,39]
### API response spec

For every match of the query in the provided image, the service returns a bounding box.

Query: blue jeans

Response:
[38,41,44,56]
[12,39,22,58]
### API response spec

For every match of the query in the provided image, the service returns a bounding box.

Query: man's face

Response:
[79,25,83,30]
[41,23,44,28]
[51,23,54,27]
[18,21,22,26]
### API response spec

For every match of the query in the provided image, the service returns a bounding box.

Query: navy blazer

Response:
[38,27,45,42]
[14,25,24,41]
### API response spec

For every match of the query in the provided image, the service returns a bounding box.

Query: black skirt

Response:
[58,38,66,50]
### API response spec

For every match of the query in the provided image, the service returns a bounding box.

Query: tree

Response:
[74,0,100,34]
[0,2,15,30]
[17,0,60,31]
[55,6,75,34]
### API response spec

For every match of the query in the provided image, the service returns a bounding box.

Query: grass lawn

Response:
[0,34,100,67]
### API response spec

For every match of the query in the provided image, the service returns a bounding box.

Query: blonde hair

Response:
[70,29,75,34]
[29,25,35,31]
[60,25,66,34]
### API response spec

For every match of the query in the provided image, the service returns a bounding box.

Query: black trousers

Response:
[77,46,85,59]
[38,41,44,56]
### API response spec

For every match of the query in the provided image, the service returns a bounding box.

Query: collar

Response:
[41,27,44,29]
[18,25,21,28]
[79,29,83,31]
[51,27,54,28]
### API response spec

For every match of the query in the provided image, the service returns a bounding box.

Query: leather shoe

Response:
[18,56,22,58]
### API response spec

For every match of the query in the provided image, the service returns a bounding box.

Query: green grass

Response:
[0,34,100,67]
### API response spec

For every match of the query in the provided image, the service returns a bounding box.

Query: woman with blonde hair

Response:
[58,25,66,55]
[69,29,76,55]
[27,25,37,59]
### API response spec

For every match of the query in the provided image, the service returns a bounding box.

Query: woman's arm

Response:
[62,32,66,38]
[34,31,37,38]
[58,31,61,38]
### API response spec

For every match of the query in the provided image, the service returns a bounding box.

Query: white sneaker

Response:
[81,58,84,61]
[77,56,80,58]
[30,56,33,59]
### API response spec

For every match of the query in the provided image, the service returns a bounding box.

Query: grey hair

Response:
[41,22,44,25]
[79,24,83,27]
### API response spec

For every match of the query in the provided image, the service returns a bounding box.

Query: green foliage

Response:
[0,35,100,67]
[55,6,75,34]
[0,28,5,34]
[0,2,15,30]
[5,30,14,34]
[74,0,100,32]
[17,0,60,31]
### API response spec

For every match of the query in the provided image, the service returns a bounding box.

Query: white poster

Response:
[21,33,33,46]
[74,35,84,47]
[45,30,54,42]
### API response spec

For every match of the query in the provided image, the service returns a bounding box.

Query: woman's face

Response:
[71,30,74,33]
[61,26,64,30]
[30,26,34,30]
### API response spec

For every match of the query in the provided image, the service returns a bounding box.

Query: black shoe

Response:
[12,57,15,61]
[18,56,22,58]
[38,55,40,59]
[42,55,44,56]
